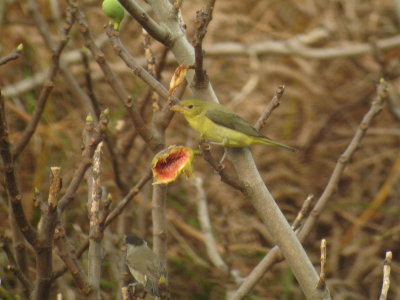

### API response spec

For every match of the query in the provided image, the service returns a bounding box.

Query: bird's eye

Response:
[187,105,194,109]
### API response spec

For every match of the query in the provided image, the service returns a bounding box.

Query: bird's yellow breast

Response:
[184,113,255,147]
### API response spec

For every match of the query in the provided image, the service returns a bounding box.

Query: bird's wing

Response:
[147,259,167,280]
[146,259,167,296]
[205,108,263,138]
[127,251,155,276]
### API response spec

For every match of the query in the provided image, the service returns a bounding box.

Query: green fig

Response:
[102,0,125,30]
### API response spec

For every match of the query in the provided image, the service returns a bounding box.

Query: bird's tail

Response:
[260,137,298,153]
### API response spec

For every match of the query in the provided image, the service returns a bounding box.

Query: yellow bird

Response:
[171,99,297,152]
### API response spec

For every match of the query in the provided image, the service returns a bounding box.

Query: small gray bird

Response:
[125,235,167,297]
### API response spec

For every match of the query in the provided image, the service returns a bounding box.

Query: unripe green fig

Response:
[102,0,125,30]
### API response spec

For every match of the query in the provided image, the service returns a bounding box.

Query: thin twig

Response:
[7,265,32,295]
[27,0,56,49]
[53,226,92,295]
[106,170,152,224]
[291,194,315,232]
[317,239,327,290]
[0,44,23,66]
[0,236,32,295]
[254,85,285,131]
[193,177,228,273]
[199,141,245,192]
[379,251,392,300]
[80,48,100,111]
[105,26,177,104]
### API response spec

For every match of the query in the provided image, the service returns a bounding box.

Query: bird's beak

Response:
[170,104,183,112]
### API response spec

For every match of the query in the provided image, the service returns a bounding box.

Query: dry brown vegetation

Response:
[0,0,400,299]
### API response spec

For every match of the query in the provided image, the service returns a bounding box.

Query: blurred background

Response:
[0,0,399,299]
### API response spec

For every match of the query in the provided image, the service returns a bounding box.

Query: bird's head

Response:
[125,235,148,252]
[170,99,206,118]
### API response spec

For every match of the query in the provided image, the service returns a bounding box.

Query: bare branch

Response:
[254,85,285,131]
[204,33,400,60]
[105,170,152,226]
[193,177,228,273]
[199,141,245,192]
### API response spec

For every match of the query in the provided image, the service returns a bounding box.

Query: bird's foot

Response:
[127,282,146,299]
[199,139,211,150]
[218,148,228,166]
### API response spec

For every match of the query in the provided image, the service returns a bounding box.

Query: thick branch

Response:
[87,141,103,300]
[0,92,38,246]
[117,0,172,46]
[33,167,62,300]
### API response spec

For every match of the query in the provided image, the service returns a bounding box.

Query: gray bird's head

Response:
[125,235,148,248]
